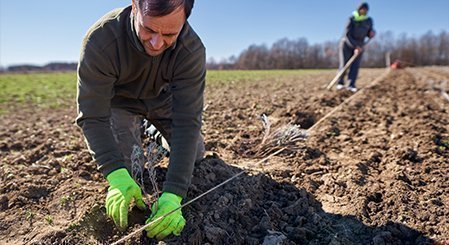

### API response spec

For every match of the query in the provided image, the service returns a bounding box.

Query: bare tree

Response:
[207,30,449,70]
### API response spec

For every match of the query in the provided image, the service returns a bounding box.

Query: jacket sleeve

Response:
[344,17,357,48]
[162,45,206,198]
[76,42,125,177]
[365,18,375,45]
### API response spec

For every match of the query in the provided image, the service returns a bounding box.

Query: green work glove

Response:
[105,168,147,230]
[145,192,186,240]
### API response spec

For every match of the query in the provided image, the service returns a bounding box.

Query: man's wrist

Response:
[161,192,183,203]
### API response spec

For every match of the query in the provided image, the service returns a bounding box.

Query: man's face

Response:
[132,3,185,56]
[358,8,368,16]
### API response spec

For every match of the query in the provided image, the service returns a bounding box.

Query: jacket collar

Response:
[352,10,369,22]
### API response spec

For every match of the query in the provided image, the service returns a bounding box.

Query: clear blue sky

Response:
[1,0,448,67]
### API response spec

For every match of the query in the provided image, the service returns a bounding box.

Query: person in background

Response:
[336,2,375,92]
[76,0,205,240]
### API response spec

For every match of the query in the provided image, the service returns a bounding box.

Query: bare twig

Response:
[131,142,163,206]
[254,118,307,157]
[260,114,271,145]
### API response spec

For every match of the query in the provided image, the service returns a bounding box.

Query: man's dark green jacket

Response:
[76,6,205,198]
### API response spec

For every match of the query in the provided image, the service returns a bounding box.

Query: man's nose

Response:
[150,34,164,50]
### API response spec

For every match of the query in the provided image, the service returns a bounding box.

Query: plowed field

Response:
[1,67,448,244]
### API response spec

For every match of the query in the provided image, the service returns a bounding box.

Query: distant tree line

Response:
[2,62,77,73]
[207,30,449,70]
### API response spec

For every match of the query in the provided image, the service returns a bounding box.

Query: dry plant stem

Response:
[110,147,286,245]
[131,145,152,203]
[255,123,306,157]
[144,143,162,206]
[260,114,271,145]
[326,52,361,90]
[131,143,161,206]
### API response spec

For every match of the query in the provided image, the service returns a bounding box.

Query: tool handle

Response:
[326,51,361,90]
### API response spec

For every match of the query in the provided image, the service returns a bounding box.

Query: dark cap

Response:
[358,2,369,11]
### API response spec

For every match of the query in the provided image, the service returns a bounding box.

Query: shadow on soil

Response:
[35,155,433,245]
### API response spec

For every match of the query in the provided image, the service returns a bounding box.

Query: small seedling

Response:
[62,154,73,162]
[328,131,337,137]
[442,141,449,148]
[25,209,33,220]
[67,223,79,231]
[45,215,53,225]
[60,195,72,206]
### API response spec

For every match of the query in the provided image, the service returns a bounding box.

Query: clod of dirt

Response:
[368,152,383,164]
[30,230,68,245]
[0,195,9,211]
[294,111,316,129]
[0,141,8,151]
[401,148,422,163]
[302,146,323,160]
[262,230,287,245]
[204,226,227,242]
[367,192,383,203]
[23,185,50,200]
[9,142,24,151]
[356,162,369,175]
[326,126,340,137]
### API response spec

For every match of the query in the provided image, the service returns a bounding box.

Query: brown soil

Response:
[1,68,448,244]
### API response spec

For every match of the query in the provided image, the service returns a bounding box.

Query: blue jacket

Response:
[343,15,374,48]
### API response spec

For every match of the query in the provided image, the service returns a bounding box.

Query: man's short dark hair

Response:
[358,2,369,11]
[136,0,194,19]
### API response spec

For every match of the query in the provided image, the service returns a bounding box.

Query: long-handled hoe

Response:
[326,50,361,90]
[326,38,372,90]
